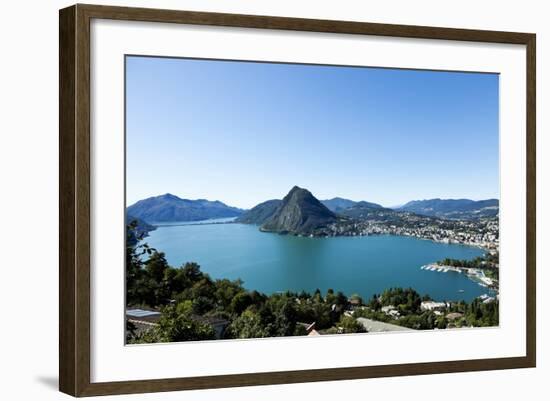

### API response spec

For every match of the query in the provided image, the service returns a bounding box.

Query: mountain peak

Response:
[159,193,181,200]
[261,186,336,235]
[288,185,305,193]
[287,185,311,197]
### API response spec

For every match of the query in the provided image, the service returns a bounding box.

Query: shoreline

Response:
[148,222,491,252]
[420,263,499,295]
[256,223,495,252]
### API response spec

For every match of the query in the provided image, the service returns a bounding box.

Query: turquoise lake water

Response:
[144,222,490,302]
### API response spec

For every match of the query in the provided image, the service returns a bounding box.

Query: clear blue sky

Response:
[126,56,499,209]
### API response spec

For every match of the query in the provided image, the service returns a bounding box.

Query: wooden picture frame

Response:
[59,3,536,397]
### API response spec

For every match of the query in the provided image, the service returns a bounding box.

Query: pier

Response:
[420,263,497,291]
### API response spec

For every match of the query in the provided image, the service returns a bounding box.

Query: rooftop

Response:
[356,318,414,333]
[126,308,161,318]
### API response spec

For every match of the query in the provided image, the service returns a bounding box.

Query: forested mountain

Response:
[339,202,402,222]
[397,198,499,220]
[321,197,383,212]
[127,193,243,223]
[235,199,282,225]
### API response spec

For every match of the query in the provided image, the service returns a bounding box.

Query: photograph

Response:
[124,55,500,344]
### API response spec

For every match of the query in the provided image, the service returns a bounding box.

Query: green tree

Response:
[230,292,254,315]
[325,288,336,304]
[436,316,448,329]
[126,320,137,342]
[192,296,215,315]
[145,251,169,283]
[154,304,216,342]
[128,328,162,344]
[126,221,156,305]
[328,315,366,334]
[334,291,348,307]
[228,309,269,339]
[214,279,244,309]
[349,293,363,305]
[180,262,203,283]
[270,296,298,336]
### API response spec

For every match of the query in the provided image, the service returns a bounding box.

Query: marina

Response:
[420,263,498,295]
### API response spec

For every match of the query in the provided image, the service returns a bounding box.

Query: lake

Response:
[144,222,490,302]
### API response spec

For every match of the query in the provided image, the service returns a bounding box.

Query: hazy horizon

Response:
[126,56,499,209]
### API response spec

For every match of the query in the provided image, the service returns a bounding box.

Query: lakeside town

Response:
[316,213,499,251]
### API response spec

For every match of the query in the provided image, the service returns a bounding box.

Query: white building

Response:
[420,301,448,311]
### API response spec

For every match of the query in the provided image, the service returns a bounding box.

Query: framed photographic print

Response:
[59,4,536,397]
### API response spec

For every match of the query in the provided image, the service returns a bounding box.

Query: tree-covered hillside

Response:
[127,193,243,223]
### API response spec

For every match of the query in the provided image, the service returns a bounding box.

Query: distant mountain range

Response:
[260,186,337,235]
[126,191,498,236]
[126,193,244,223]
[321,197,383,212]
[339,202,397,221]
[396,198,499,220]
[235,188,498,236]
